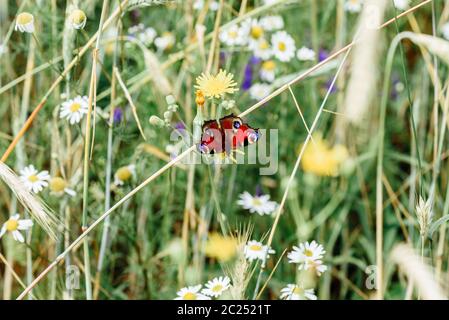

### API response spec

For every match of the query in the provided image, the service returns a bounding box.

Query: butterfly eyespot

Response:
[233,119,242,129]
[247,131,259,144]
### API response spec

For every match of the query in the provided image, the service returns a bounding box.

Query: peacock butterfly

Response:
[197,114,260,155]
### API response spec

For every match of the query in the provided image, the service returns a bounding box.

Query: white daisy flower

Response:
[60,95,89,125]
[241,19,265,49]
[139,27,157,46]
[69,9,87,30]
[287,240,328,276]
[244,240,275,262]
[174,285,211,300]
[15,12,35,33]
[280,284,317,300]
[129,24,157,46]
[219,24,247,46]
[249,83,272,101]
[128,23,144,34]
[259,60,276,83]
[201,276,231,298]
[49,177,76,197]
[344,0,363,13]
[237,191,277,216]
[306,259,328,276]
[19,165,50,194]
[0,214,33,243]
[114,164,136,186]
[154,32,175,52]
[393,0,409,10]
[252,38,273,60]
[271,31,296,62]
[442,22,449,40]
[297,46,316,61]
[259,15,284,31]
[193,0,219,11]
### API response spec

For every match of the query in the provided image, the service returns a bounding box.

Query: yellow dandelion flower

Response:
[195,69,238,99]
[204,233,238,262]
[301,134,348,176]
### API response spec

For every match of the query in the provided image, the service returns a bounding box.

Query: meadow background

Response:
[0,0,448,300]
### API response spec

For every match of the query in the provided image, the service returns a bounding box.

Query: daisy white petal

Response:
[280,283,317,300]
[0,225,6,238]
[12,230,25,243]
[175,285,211,300]
[59,95,89,125]
[237,191,278,216]
[271,31,296,62]
[15,12,35,33]
[249,83,272,101]
[19,165,50,194]
[201,276,231,298]
[297,46,316,61]
[287,240,328,276]
[259,15,284,31]
[244,240,275,262]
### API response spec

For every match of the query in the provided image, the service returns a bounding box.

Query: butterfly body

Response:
[198,114,259,155]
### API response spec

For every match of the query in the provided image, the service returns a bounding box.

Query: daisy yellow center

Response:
[70,102,81,112]
[251,197,262,207]
[251,26,264,39]
[304,249,313,257]
[17,12,33,25]
[116,167,132,181]
[293,286,304,295]
[28,175,39,183]
[262,60,276,71]
[5,219,18,232]
[229,30,238,38]
[259,40,269,50]
[278,42,286,52]
[50,177,67,192]
[71,10,86,24]
[250,244,262,251]
[183,292,197,300]
[212,285,223,292]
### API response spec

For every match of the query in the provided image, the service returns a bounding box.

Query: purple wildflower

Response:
[242,56,261,91]
[318,49,329,62]
[113,108,123,124]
